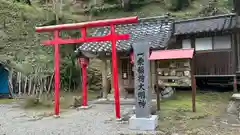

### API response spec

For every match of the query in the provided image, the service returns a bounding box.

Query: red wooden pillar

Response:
[110,24,121,119]
[54,30,60,116]
[78,58,89,107]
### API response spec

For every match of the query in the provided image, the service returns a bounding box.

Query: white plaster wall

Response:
[182,39,191,49]
[213,35,231,49]
[195,37,212,51]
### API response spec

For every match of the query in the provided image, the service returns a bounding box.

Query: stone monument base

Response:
[77,105,93,110]
[227,93,240,122]
[129,115,158,131]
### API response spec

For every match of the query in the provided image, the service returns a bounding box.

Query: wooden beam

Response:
[234,75,238,92]
[194,75,236,77]
[155,61,160,111]
[190,58,196,112]
[101,59,108,99]
[231,33,237,74]
[150,61,156,93]
[109,60,114,93]
[237,32,240,71]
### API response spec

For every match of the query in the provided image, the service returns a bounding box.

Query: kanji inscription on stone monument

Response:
[133,41,151,118]
[129,40,158,131]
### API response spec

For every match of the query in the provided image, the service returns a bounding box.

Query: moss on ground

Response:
[157,91,233,134]
[21,90,99,110]
[0,98,14,104]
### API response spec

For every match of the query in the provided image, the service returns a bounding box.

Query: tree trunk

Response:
[119,0,131,11]
[24,76,28,95]
[28,77,32,95]
[25,0,31,5]
[44,79,47,92]
[8,69,14,98]
[18,72,22,96]
[53,0,62,24]
[47,74,54,94]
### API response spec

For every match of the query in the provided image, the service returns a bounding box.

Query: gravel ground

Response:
[0,103,142,135]
[2,99,240,135]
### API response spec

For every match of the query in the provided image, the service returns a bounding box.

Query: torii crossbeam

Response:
[35,17,138,119]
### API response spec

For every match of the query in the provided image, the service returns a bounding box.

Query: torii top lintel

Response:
[35,16,138,45]
[35,16,138,32]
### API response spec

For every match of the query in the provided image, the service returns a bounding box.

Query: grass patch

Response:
[21,90,99,110]
[157,91,232,132]
[0,98,14,104]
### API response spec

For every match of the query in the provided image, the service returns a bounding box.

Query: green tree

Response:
[165,0,192,11]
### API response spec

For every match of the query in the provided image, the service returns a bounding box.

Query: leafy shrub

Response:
[165,0,192,11]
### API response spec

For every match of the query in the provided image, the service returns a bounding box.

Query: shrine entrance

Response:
[35,17,138,119]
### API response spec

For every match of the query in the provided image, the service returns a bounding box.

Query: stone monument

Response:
[129,41,158,130]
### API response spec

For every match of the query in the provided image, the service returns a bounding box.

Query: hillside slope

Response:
[0,0,233,90]
[0,0,54,75]
[66,0,232,20]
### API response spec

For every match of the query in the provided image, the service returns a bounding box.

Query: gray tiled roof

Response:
[174,14,237,35]
[77,16,173,53]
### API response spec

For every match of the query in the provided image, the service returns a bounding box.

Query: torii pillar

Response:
[35,17,138,119]
[78,57,89,108]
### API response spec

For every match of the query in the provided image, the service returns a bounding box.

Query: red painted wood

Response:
[149,48,194,60]
[110,25,121,119]
[81,27,87,38]
[36,16,138,32]
[53,30,60,116]
[130,52,134,64]
[79,58,88,106]
[35,16,138,119]
[41,34,129,45]
[234,76,237,92]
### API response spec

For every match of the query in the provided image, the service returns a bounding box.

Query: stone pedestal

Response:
[97,98,109,101]
[226,94,240,124]
[53,115,60,118]
[77,105,93,110]
[228,94,240,115]
[129,115,158,130]
[232,94,240,100]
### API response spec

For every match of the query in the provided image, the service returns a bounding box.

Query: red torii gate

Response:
[35,17,138,119]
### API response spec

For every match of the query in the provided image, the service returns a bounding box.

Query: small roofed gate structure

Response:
[76,15,173,99]
[36,17,138,119]
[149,48,196,112]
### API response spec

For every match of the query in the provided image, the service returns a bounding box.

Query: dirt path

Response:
[0,103,137,135]
[1,92,240,135]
